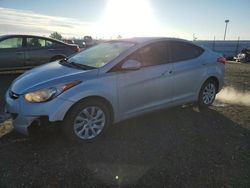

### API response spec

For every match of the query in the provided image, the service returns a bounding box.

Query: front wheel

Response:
[198,80,217,108]
[62,99,112,143]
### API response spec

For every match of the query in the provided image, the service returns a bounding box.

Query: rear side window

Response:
[130,42,170,67]
[0,37,23,49]
[169,41,204,62]
[45,40,59,47]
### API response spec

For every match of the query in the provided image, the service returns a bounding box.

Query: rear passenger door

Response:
[169,41,206,102]
[0,37,25,70]
[24,37,61,66]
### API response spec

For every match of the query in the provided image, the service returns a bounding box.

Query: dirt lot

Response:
[0,63,249,187]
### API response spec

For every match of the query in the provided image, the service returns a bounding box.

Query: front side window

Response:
[67,41,135,68]
[0,37,23,49]
[169,41,204,62]
[129,42,170,67]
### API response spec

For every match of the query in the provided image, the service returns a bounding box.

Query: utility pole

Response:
[235,36,240,56]
[212,36,216,51]
[223,19,230,40]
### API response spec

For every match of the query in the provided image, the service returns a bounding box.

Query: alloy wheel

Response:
[202,83,216,105]
[73,106,106,140]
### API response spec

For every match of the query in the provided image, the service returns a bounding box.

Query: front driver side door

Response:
[115,42,174,118]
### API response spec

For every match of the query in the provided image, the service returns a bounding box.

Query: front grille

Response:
[9,90,19,100]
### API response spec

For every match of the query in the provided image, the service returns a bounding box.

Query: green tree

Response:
[49,32,62,40]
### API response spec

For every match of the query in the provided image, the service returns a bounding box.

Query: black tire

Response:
[197,79,218,108]
[62,99,112,143]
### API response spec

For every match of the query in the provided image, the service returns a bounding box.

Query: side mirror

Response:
[121,59,141,71]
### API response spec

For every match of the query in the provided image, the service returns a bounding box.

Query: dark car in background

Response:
[82,36,96,48]
[0,35,80,71]
[235,48,250,63]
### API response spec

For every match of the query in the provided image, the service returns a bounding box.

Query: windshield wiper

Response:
[59,58,70,66]
[70,62,96,70]
[59,58,96,70]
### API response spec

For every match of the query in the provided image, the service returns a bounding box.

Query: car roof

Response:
[117,37,189,44]
[0,34,65,44]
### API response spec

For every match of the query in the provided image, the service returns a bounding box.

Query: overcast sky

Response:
[0,0,250,40]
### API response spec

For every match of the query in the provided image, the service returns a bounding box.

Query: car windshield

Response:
[67,41,135,68]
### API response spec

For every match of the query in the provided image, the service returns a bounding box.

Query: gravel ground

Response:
[213,62,250,130]
[0,63,249,187]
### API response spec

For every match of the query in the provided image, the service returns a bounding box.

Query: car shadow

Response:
[0,106,249,187]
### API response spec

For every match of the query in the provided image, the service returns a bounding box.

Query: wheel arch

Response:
[63,95,115,123]
[203,76,219,93]
[195,75,220,102]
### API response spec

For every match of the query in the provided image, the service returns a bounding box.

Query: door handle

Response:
[16,52,24,54]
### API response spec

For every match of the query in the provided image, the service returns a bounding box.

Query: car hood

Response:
[10,61,99,94]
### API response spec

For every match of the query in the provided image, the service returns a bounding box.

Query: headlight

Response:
[24,81,81,103]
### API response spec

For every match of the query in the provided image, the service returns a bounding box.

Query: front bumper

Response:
[12,114,38,135]
[5,89,74,135]
[5,97,38,135]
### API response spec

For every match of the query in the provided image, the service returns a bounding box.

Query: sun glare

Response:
[96,0,163,38]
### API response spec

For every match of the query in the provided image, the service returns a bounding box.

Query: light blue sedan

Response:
[5,37,225,142]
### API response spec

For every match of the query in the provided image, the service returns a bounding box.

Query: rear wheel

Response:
[62,99,112,143]
[198,79,217,108]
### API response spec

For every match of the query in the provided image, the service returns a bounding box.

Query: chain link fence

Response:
[193,40,250,58]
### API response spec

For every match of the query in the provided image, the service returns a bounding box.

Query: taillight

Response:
[217,57,226,65]
[74,46,80,52]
